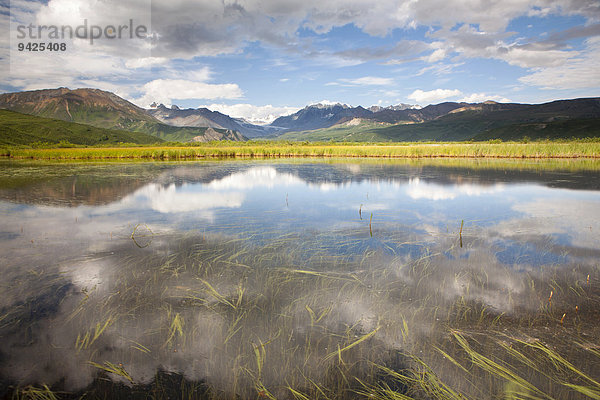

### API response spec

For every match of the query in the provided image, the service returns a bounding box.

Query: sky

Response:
[1,0,600,124]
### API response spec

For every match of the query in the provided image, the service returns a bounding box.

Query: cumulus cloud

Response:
[198,103,299,124]
[8,49,132,91]
[133,79,243,108]
[5,0,154,92]
[407,89,462,104]
[458,93,512,103]
[427,23,579,69]
[125,57,170,69]
[518,37,600,90]
[3,0,600,103]
[424,47,447,63]
[14,0,600,61]
[499,46,576,68]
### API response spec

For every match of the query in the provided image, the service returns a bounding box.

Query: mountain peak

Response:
[307,102,350,110]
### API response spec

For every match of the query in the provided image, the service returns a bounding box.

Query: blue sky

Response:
[2,0,600,123]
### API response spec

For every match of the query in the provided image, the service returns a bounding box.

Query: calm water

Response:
[0,159,599,399]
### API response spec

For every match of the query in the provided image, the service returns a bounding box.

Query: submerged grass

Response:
[11,385,59,400]
[1,140,600,160]
[1,224,599,399]
[88,361,134,383]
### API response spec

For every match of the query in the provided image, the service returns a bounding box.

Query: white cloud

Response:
[31,0,153,59]
[199,103,300,124]
[518,37,600,90]
[3,0,600,102]
[294,0,600,38]
[18,0,600,62]
[77,80,135,99]
[427,23,580,69]
[4,0,154,92]
[424,48,447,63]
[499,47,576,68]
[458,93,512,103]
[336,76,395,86]
[407,89,462,104]
[125,57,169,69]
[133,79,243,108]
[7,49,131,91]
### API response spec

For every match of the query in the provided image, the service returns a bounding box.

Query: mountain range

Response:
[275,98,600,141]
[0,88,245,143]
[0,87,599,144]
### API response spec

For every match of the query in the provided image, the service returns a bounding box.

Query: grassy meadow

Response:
[2,139,600,160]
[2,148,600,400]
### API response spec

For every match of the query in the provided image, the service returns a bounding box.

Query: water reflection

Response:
[0,160,599,399]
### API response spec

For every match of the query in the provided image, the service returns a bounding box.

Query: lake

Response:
[0,158,599,399]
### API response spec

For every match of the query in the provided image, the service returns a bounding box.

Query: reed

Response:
[2,140,600,160]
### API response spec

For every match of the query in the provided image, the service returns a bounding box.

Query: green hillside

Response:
[28,101,235,141]
[367,110,510,141]
[473,118,600,141]
[276,120,395,141]
[277,110,600,142]
[276,112,497,142]
[129,121,243,142]
[0,109,162,146]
